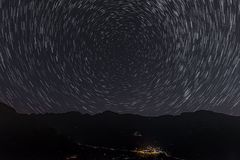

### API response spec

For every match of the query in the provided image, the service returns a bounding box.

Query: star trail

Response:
[1,0,240,115]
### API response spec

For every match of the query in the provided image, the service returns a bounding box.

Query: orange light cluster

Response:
[134,146,168,157]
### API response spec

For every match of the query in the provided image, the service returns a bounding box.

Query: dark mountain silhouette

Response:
[0,103,77,160]
[34,110,240,160]
[0,103,16,114]
[1,103,240,160]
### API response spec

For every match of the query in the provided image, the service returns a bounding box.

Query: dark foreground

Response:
[0,145,180,160]
[1,103,240,160]
[65,145,181,160]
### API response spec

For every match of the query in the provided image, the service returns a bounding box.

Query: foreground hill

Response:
[1,103,240,159]
[0,103,77,160]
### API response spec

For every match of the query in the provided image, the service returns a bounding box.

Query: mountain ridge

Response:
[1,102,236,118]
[1,102,240,160]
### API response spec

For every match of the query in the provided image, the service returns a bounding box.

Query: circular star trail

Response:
[1,0,240,115]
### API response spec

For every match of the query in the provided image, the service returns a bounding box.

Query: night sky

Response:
[1,0,240,116]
